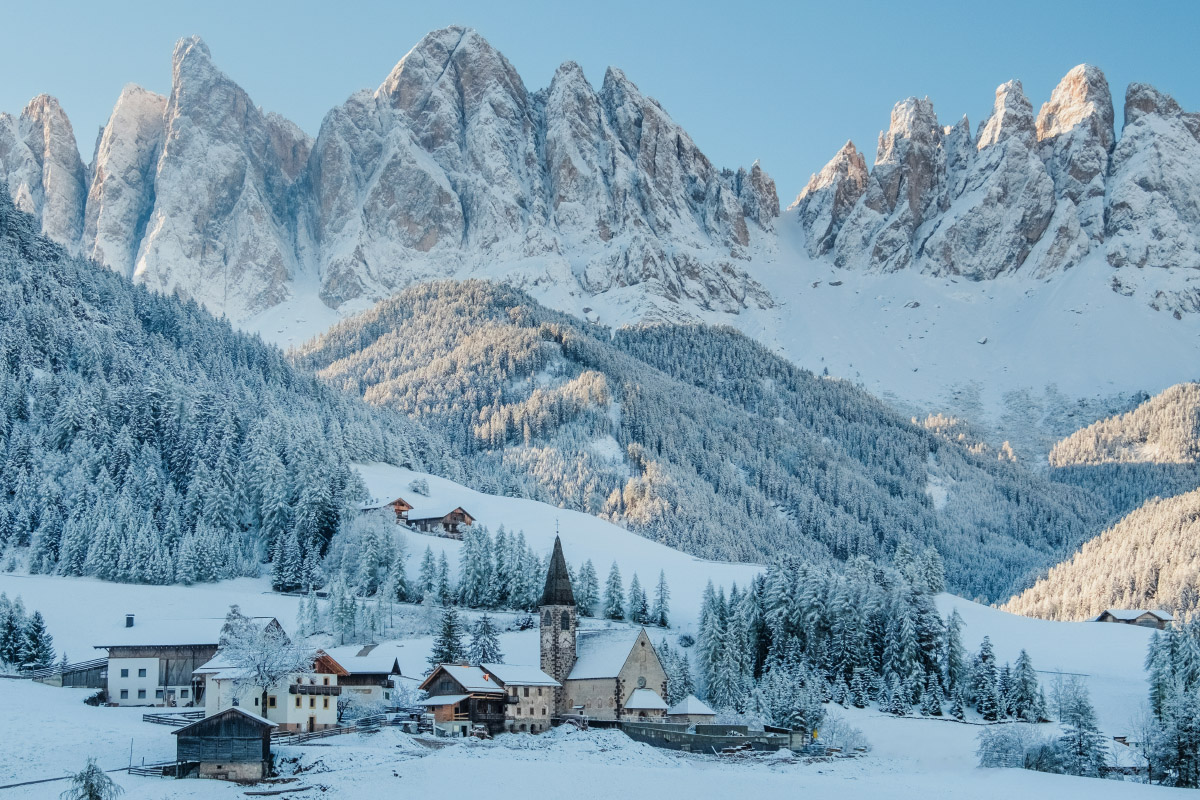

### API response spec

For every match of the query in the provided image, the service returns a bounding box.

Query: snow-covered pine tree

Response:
[943,609,966,695]
[428,606,467,668]
[603,561,625,620]
[651,570,670,627]
[1011,649,1041,721]
[467,614,504,664]
[19,610,54,669]
[627,573,649,624]
[576,559,599,617]
[418,546,437,603]
[1055,678,1107,777]
[436,552,453,606]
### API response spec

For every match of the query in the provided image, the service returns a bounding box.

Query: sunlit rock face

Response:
[795,64,1200,288]
[0,94,87,249]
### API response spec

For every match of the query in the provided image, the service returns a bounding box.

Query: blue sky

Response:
[2,0,1197,198]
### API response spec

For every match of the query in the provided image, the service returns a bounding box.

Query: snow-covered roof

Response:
[667,694,716,716]
[171,706,276,733]
[1098,609,1174,621]
[408,504,471,521]
[417,694,470,706]
[94,618,225,649]
[359,495,411,511]
[568,629,641,680]
[481,663,559,687]
[323,643,404,676]
[624,688,668,711]
[436,665,505,693]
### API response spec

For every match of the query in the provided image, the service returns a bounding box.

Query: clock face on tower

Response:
[637,676,647,688]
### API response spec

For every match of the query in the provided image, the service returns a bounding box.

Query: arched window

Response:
[561,610,570,629]
[543,611,551,627]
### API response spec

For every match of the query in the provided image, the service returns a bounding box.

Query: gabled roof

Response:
[408,504,473,521]
[668,694,716,716]
[420,664,506,694]
[417,694,470,706]
[323,643,404,676]
[568,629,643,680]
[195,648,341,680]
[480,663,559,687]
[359,495,413,511]
[624,688,668,711]
[1098,609,1174,621]
[171,706,276,735]
[540,536,575,606]
[94,618,225,649]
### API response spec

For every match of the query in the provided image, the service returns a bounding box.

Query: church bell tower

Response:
[539,536,577,714]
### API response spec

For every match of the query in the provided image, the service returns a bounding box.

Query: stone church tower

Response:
[539,536,576,715]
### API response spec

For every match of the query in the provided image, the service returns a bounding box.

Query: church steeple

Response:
[539,536,577,714]
[540,536,575,606]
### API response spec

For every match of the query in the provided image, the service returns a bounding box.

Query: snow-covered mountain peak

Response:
[788,140,868,257]
[1035,63,1114,148]
[878,96,940,159]
[976,80,1035,149]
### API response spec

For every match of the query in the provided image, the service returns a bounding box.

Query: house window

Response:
[155,689,164,698]
[295,697,301,708]
[138,668,147,677]
[542,708,547,715]
[137,689,146,699]
[323,698,329,709]
[323,677,330,686]
[268,696,277,708]
[537,688,543,696]
[180,690,188,698]
[120,669,129,678]
[310,698,316,709]
[120,690,128,699]
[254,697,259,706]
[523,687,529,698]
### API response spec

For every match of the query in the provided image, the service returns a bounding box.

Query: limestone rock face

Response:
[1106,83,1200,272]
[790,141,868,256]
[83,85,167,276]
[0,94,87,249]
[1036,64,1114,242]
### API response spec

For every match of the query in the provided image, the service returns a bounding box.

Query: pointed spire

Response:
[540,536,575,606]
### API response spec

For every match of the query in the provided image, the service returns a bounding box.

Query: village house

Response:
[418,662,559,736]
[1094,609,1174,629]
[538,537,671,722]
[407,504,475,538]
[359,494,414,525]
[195,649,347,733]
[172,706,275,782]
[94,614,226,707]
[323,642,414,709]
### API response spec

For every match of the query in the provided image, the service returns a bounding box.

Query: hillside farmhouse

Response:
[360,494,414,524]
[408,504,475,538]
[93,614,235,706]
[418,663,559,736]
[324,642,414,708]
[196,649,346,733]
[1095,609,1174,629]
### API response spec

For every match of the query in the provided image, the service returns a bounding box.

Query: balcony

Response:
[288,684,341,696]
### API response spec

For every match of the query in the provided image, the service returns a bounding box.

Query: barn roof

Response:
[359,495,413,511]
[171,706,276,735]
[624,688,669,711]
[481,663,559,687]
[668,694,716,716]
[93,618,225,649]
[408,504,472,521]
[425,664,506,694]
[568,629,641,680]
[540,536,575,606]
[1098,609,1174,622]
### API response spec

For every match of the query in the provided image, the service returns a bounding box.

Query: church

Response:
[539,537,670,721]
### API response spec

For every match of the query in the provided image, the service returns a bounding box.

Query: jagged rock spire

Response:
[540,536,575,606]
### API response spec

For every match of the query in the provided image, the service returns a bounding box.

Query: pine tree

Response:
[949,686,966,720]
[850,669,868,709]
[603,562,625,620]
[467,614,504,664]
[576,559,599,617]
[1055,678,1107,777]
[20,610,54,669]
[921,670,944,716]
[418,546,437,603]
[1011,649,1041,721]
[651,570,670,627]
[60,757,123,800]
[436,552,452,605]
[943,609,966,694]
[428,606,466,669]
[627,573,649,624]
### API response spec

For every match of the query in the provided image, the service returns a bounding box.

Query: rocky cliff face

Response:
[794,63,1200,291]
[0,27,777,322]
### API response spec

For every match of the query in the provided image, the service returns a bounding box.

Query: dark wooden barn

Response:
[172,706,276,782]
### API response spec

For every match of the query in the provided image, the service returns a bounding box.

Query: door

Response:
[308,715,316,732]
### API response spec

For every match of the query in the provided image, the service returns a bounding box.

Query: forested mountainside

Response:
[1048,383,1200,522]
[1003,487,1200,620]
[0,188,451,584]
[298,280,1113,602]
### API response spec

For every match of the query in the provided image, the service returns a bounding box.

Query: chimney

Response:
[125,614,134,628]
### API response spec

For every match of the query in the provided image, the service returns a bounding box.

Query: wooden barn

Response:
[407,505,475,538]
[360,495,414,524]
[1094,609,1174,629]
[172,706,275,782]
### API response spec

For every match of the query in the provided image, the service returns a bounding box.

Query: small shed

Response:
[667,694,717,725]
[1095,609,1174,630]
[172,706,275,782]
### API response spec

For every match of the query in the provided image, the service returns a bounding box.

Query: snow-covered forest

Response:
[1005,487,1200,620]
[0,189,452,585]
[298,280,1118,602]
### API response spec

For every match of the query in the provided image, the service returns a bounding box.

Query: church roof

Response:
[568,629,642,680]
[624,688,669,711]
[540,536,575,606]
